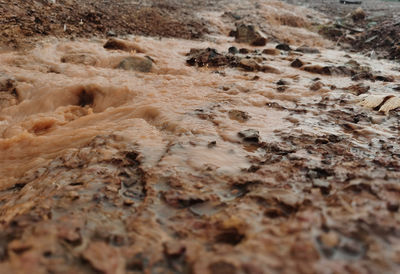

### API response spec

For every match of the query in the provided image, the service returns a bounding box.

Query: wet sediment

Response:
[0,1,400,273]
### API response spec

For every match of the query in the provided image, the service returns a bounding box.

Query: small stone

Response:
[387,201,399,212]
[239,48,250,54]
[117,56,152,72]
[277,86,287,92]
[276,43,292,51]
[295,46,320,54]
[123,198,134,206]
[234,24,267,46]
[290,58,304,68]
[276,79,290,85]
[251,37,268,46]
[374,75,394,82]
[106,30,116,37]
[186,48,231,67]
[319,232,339,248]
[238,129,260,143]
[310,81,324,91]
[228,46,238,54]
[68,191,80,200]
[261,65,281,74]
[239,58,259,71]
[0,74,16,92]
[347,83,370,95]
[228,110,250,122]
[104,37,145,53]
[303,65,331,75]
[262,48,280,55]
[105,185,119,193]
[207,141,217,148]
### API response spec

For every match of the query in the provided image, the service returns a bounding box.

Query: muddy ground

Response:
[0,1,400,274]
[287,0,400,59]
[0,0,213,48]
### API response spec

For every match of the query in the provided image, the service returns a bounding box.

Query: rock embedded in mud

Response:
[186,48,237,67]
[346,83,370,95]
[277,79,290,85]
[117,56,152,72]
[239,58,260,71]
[0,73,16,92]
[233,24,267,46]
[0,73,18,109]
[310,81,324,91]
[291,58,304,68]
[228,109,250,122]
[374,75,394,82]
[295,46,320,54]
[228,46,238,54]
[104,37,145,53]
[238,129,260,143]
[276,43,292,51]
[262,48,280,55]
[238,58,280,73]
[277,85,288,92]
[303,65,332,75]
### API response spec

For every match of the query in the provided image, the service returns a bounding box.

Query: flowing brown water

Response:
[1,2,400,273]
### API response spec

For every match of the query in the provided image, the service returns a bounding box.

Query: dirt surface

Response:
[286,0,400,59]
[1,0,400,274]
[0,0,211,48]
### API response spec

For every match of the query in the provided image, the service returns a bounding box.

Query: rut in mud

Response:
[1,0,400,273]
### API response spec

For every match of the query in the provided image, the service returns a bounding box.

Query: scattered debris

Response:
[186,48,236,67]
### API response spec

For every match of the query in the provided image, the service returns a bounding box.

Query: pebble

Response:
[276,43,292,51]
[238,129,260,143]
[290,58,304,68]
[295,46,320,54]
[310,81,324,91]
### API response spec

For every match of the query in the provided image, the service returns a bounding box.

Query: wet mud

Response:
[0,0,400,273]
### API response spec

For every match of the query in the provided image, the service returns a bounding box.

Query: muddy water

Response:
[1,4,400,274]
[1,36,398,189]
[0,36,287,190]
